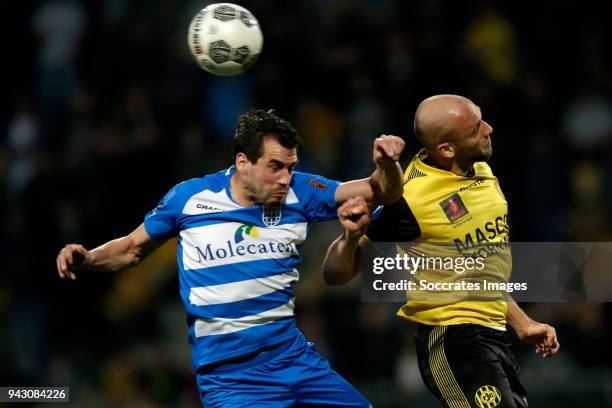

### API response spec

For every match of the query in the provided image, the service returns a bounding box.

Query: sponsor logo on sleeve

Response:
[309,179,328,191]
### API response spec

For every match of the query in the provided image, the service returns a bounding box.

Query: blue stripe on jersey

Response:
[180,204,310,230]
[184,286,296,319]
[189,318,299,368]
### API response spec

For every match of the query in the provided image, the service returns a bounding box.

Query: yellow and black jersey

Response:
[367,150,511,328]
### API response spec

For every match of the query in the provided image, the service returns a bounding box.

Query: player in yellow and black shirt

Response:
[323,95,560,408]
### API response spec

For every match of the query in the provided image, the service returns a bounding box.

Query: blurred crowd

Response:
[2,1,612,407]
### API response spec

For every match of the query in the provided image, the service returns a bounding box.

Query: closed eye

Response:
[268,159,299,173]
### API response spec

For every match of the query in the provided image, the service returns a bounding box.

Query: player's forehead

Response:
[259,136,298,164]
[466,101,482,121]
[456,101,482,134]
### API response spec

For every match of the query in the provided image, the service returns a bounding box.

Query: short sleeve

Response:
[293,172,340,222]
[144,185,183,240]
[366,196,421,242]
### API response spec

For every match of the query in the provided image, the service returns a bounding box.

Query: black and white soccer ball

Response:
[187,3,263,76]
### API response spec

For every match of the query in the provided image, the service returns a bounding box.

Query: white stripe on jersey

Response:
[180,222,307,270]
[189,270,299,306]
[194,298,295,337]
[182,188,239,215]
[181,187,299,215]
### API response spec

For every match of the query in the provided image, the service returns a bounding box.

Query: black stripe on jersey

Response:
[407,166,427,181]
[366,197,421,242]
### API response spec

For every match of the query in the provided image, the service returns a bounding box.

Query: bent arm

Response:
[506,298,560,358]
[88,223,162,272]
[57,223,165,279]
[335,162,403,207]
[323,234,367,286]
[334,135,405,207]
[323,197,371,285]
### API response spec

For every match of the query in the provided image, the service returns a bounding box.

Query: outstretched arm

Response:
[507,299,560,358]
[56,223,164,279]
[323,197,371,285]
[334,135,405,207]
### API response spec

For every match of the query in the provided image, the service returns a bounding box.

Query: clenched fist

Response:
[338,196,371,239]
[373,135,405,166]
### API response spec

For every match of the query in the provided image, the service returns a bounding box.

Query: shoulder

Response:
[162,171,225,207]
[474,161,494,176]
[290,171,338,195]
[402,153,430,185]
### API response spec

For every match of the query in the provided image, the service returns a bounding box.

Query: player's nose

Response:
[483,120,493,136]
[278,169,292,186]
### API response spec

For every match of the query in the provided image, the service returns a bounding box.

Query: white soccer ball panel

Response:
[187,3,263,76]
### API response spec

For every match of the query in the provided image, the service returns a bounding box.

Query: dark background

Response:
[2,1,612,406]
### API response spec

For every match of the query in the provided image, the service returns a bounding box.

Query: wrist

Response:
[375,159,400,171]
[87,250,99,269]
[342,230,364,245]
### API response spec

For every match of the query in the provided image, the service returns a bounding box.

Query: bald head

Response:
[412,94,493,172]
[414,94,478,150]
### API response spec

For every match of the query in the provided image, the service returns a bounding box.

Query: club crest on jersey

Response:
[262,205,282,226]
[440,193,469,223]
[475,385,501,408]
[234,224,259,243]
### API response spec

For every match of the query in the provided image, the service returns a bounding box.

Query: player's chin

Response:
[265,194,286,205]
[480,146,493,161]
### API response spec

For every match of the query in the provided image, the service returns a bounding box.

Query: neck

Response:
[424,155,474,177]
[449,160,475,177]
[230,174,255,206]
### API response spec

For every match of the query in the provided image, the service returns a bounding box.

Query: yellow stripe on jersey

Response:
[428,326,470,408]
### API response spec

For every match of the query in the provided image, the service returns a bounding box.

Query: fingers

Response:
[56,244,84,280]
[373,135,405,163]
[543,326,559,357]
[534,325,560,358]
[544,326,556,348]
[338,197,369,220]
[337,197,371,236]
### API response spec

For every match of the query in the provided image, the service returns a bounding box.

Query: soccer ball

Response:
[187,3,263,76]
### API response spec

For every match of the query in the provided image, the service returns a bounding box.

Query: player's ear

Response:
[437,142,455,159]
[235,152,250,172]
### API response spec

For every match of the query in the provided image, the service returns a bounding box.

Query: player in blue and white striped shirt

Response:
[56,109,404,407]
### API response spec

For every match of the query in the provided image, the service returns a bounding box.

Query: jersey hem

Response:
[192,325,299,369]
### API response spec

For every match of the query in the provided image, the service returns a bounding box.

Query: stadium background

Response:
[3,0,612,406]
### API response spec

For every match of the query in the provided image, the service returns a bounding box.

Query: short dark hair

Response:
[232,109,302,163]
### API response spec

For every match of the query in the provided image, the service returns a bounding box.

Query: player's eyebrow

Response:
[269,158,299,168]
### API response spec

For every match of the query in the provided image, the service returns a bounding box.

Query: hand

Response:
[56,243,92,280]
[373,135,405,167]
[517,321,560,358]
[338,197,371,240]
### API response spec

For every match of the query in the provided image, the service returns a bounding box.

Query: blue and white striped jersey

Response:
[144,167,340,369]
